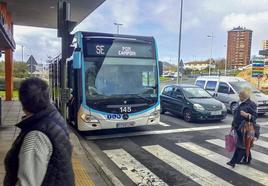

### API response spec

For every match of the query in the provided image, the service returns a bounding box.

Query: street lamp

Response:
[207,33,213,76]
[224,45,227,76]
[177,0,184,84]
[114,23,123,34]
[17,44,24,62]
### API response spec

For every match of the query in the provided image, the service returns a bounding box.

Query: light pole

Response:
[207,33,213,76]
[21,45,24,62]
[224,45,227,76]
[177,0,184,84]
[17,44,24,62]
[114,23,123,34]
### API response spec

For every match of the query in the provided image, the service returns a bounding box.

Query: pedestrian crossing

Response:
[261,133,268,138]
[143,145,233,186]
[102,135,268,186]
[207,139,268,164]
[103,149,168,186]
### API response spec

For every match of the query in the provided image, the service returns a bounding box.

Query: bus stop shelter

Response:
[0,0,105,101]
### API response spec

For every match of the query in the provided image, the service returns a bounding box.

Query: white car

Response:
[195,76,268,114]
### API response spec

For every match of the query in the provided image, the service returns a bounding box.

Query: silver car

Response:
[195,76,268,114]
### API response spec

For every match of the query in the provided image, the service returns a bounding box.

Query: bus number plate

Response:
[116,122,135,128]
[120,106,132,113]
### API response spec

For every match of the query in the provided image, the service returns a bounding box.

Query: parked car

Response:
[160,84,227,122]
[195,76,268,114]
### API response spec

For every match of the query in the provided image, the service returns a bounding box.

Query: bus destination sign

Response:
[85,40,154,58]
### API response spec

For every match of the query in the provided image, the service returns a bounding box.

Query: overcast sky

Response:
[12,0,268,64]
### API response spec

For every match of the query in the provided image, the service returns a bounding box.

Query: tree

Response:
[13,62,30,78]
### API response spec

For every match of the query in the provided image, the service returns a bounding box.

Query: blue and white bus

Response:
[50,32,160,131]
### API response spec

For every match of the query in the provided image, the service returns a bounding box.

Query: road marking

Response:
[86,122,268,140]
[261,133,268,138]
[103,149,167,186]
[255,139,268,149]
[207,139,268,164]
[158,122,170,127]
[143,145,233,186]
[177,142,268,185]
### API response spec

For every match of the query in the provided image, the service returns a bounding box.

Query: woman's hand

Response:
[240,111,250,118]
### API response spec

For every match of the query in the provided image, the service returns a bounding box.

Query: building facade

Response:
[227,27,252,69]
[185,61,215,70]
[262,40,268,50]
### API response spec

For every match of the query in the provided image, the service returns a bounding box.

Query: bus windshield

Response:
[85,57,157,103]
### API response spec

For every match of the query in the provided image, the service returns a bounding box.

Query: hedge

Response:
[0,77,25,91]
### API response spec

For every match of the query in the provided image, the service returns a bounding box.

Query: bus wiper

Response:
[125,94,153,103]
[135,94,153,103]
[145,85,157,89]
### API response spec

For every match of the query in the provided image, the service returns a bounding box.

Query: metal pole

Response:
[114,23,123,34]
[21,45,24,62]
[224,45,227,76]
[208,33,213,76]
[177,0,183,84]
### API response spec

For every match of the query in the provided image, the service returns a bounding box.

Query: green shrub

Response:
[0,77,24,90]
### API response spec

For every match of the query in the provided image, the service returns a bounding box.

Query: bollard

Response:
[0,97,2,126]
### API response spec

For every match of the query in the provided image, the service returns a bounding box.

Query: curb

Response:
[70,129,124,186]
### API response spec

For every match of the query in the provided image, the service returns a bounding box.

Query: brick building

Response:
[226,27,252,69]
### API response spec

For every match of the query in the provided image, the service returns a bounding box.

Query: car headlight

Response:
[81,113,100,123]
[221,103,227,111]
[193,104,205,112]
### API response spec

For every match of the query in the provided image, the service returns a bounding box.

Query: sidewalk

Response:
[0,100,107,186]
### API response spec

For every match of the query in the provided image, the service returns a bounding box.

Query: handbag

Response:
[225,130,236,152]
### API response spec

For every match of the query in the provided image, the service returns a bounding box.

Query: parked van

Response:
[195,76,268,114]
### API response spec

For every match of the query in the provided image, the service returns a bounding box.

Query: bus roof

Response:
[79,31,155,42]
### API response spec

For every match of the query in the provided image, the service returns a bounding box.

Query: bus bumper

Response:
[77,106,160,131]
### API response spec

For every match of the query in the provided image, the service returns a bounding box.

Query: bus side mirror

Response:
[73,47,82,69]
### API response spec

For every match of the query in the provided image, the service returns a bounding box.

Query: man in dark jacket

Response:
[4,77,75,186]
[227,88,258,168]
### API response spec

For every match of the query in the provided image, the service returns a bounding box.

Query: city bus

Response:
[50,32,160,131]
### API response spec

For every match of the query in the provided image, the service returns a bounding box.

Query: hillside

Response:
[160,61,177,72]
[237,66,268,90]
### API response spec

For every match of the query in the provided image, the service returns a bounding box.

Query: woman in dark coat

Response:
[227,88,258,168]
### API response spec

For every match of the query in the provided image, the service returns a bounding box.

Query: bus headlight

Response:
[149,110,160,119]
[81,113,100,123]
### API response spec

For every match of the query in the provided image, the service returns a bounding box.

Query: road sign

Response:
[252,59,264,78]
[178,59,184,74]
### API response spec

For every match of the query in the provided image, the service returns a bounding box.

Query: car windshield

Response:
[229,81,261,93]
[85,57,158,103]
[182,87,212,99]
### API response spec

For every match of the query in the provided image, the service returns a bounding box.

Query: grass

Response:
[0,90,19,98]
[160,76,171,81]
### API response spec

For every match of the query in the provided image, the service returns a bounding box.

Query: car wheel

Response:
[230,102,238,114]
[160,107,165,114]
[183,109,192,122]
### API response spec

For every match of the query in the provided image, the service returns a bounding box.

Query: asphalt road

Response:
[83,113,268,186]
